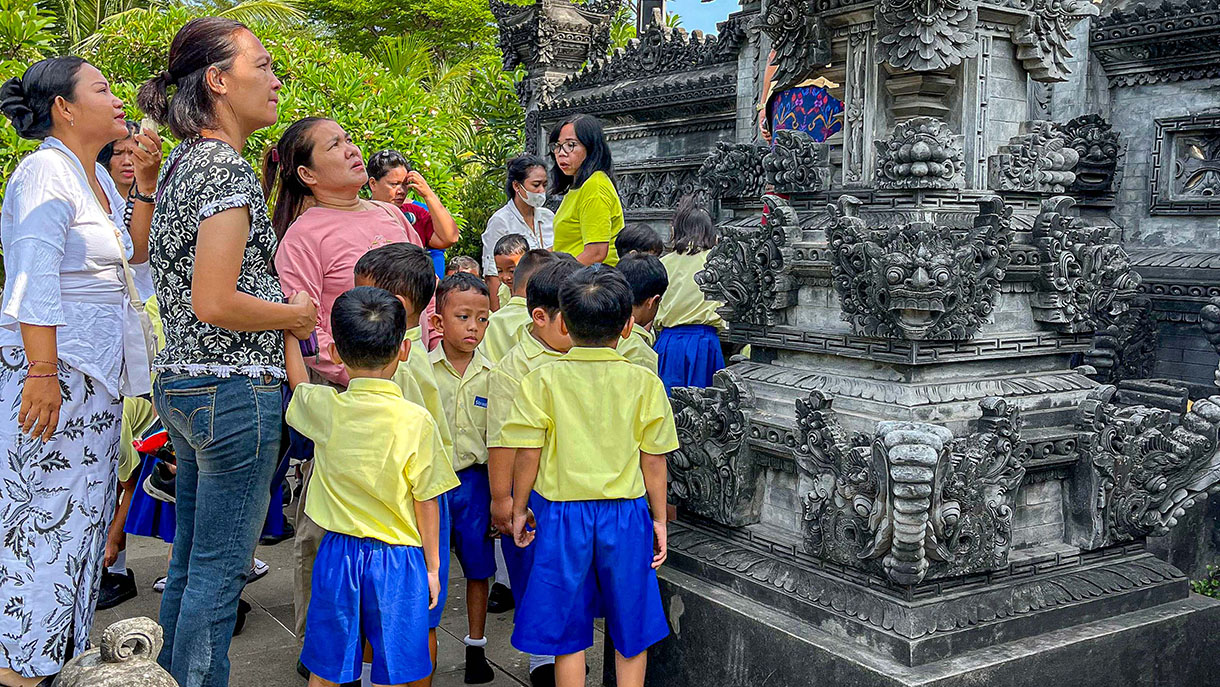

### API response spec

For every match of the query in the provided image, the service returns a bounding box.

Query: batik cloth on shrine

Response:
[771,84,844,142]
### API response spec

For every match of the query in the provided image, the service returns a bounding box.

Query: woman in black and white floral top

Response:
[138,17,316,687]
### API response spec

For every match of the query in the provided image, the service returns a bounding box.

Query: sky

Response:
[667,0,739,34]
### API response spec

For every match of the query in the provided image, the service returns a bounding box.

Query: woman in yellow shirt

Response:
[549,114,625,265]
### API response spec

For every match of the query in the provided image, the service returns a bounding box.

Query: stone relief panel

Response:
[988,120,1078,194]
[1061,114,1121,194]
[756,0,831,94]
[616,164,706,210]
[874,117,965,190]
[763,129,831,194]
[825,195,1014,340]
[1011,0,1098,83]
[875,0,979,72]
[698,141,767,200]
[1150,114,1220,215]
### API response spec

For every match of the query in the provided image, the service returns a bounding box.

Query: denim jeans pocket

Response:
[162,385,217,449]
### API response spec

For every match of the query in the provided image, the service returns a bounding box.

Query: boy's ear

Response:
[394,294,414,317]
[557,312,569,337]
[327,342,343,367]
[620,314,635,339]
[429,311,444,335]
[648,294,663,310]
[399,339,410,362]
[531,307,547,327]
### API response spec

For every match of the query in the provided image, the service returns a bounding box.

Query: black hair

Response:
[615,223,664,257]
[98,120,141,168]
[330,286,407,370]
[670,195,718,254]
[494,233,530,257]
[559,265,633,345]
[616,253,668,306]
[447,255,480,276]
[436,272,490,314]
[514,249,556,293]
[0,56,87,140]
[368,149,412,180]
[354,242,436,314]
[262,117,330,240]
[547,114,614,195]
[505,153,547,201]
[137,17,250,140]
[526,259,581,317]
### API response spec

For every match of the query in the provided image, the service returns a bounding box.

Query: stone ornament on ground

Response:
[54,617,177,687]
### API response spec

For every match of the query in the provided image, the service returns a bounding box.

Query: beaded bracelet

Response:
[25,373,57,379]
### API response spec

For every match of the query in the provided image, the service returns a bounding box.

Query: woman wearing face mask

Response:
[482,154,554,310]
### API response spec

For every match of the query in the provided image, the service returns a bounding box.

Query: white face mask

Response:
[517,185,547,208]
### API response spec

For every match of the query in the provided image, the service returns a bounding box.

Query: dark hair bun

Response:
[0,77,36,138]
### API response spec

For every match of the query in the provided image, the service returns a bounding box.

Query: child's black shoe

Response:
[487,582,514,614]
[464,644,495,684]
[528,663,555,687]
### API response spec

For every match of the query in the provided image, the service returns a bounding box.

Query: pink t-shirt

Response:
[275,200,436,386]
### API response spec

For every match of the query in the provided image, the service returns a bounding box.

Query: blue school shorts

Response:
[510,497,668,658]
[654,324,725,394]
[451,465,497,579]
[430,492,451,629]
[500,491,550,609]
[301,532,433,685]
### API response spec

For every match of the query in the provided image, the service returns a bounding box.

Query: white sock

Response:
[464,635,488,647]
[359,661,373,687]
[529,654,556,671]
[107,550,127,575]
[494,540,510,587]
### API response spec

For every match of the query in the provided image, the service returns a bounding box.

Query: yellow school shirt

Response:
[499,347,679,501]
[617,324,659,375]
[497,283,511,310]
[392,326,455,463]
[482,296,530,363]
[430,345,494,472]
[286,378,460,546]
[553,171,624,266]
[486,330,565,448]
[656,251,725,330]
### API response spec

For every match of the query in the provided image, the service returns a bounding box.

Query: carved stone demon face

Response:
[872,225,962,339]
[1062,115,1120,193]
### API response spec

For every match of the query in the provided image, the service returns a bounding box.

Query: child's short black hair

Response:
[353,243,435,314]
[330,286,407,370]
[514,249,557,292]
[616,253,668,306]
[436,272,490,313]
[559,265,633,345]
[447,255,480,276]
[526,259,581,316]
[615,223,664,257]
[494,233,530,257]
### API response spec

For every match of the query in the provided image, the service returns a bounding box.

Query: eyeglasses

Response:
[550,140,582,155]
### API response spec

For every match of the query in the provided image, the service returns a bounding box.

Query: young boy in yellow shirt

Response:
[612,253,668,375]
[287,286,460,687]
[483,247,558,363]
[492,234,528,311]
[428,273,497,683]
[614,223,664,258]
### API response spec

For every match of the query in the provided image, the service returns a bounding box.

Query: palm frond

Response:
[216,0,305,27]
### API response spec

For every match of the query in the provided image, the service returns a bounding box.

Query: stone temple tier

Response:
[494,0,1220,684]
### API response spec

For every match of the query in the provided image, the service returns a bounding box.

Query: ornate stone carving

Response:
[875,0,979,72]
[1076,386,1220,547]
[988,120,1078,194]
[1092,0,1220,87]
[1031,196,1142,333]
[1012,0,1099,83]
[616,162,706,210]
[825,195,1014,340]
[1084,295,1158,384]
[698,141,767,200]
[668,368,758,526]
[55,618,178,686]
[1061,114,1121,194]
[1150,114,1220,215]
[874,117,965,189]
[1202,297,1220,387]
[763,129,830,194]
[494,0,612,73]
[755,0,831,94]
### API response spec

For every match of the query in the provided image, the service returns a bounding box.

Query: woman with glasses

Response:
[548,114,624,266]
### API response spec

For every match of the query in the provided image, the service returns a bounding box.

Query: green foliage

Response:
[299,0,496,57]
[1192,566,1220,599]
[607,1,682,52]
[0,0,58,65]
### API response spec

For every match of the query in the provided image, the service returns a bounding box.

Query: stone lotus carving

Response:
[696,194,800,326]
[1076,386,1220,548]
[755,0,831,94]
[55,617,177,686]
[1031,196,1142,333]
[763,129,830,194]
[825,195,1013,340]
[668,368,758,526]
[988,120,1079,194]
[1061,114,1121,194]
[1012,0,1099,83]
[874,117,965,190]
[698,141,767,200]
[875,0,979,72]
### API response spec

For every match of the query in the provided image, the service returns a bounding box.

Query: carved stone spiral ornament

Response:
[762,129,830,194]
[1012,0,1099,83]
[55,618,177,686]
[988,120,1079,194]
[874,117,965,189]
[696,195,800,326]
[874,0,979,72]
[755,0,831,94]
[697,142,767,200]
[1202,297,1220,387]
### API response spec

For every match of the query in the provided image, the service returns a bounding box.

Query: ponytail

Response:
[264,117,328,240]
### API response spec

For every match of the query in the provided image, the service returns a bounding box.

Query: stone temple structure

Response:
[494,0,1220,683]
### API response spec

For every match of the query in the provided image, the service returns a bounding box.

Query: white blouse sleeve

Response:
[0,159,73,329]
[483,210,508,276]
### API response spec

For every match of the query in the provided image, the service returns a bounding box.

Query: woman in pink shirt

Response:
[264,116,434,387]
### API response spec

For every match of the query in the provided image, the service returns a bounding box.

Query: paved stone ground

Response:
[93,521,605,686]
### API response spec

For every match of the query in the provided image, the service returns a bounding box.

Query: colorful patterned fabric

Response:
[771,85,844,143]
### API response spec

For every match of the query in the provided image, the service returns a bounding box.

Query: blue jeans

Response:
[153,373,282,687]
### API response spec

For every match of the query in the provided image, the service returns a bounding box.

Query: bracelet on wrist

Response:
[132,188,155,204]
[25,372,56,379]
[27,359,57,368]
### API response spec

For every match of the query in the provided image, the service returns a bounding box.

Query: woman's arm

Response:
[408,172,459,249]
[759,50,778,143]
[127,128,163,265]
[575,243,609,265]
[18,324,61,442]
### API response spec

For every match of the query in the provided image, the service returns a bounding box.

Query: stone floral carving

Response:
[874,117,965,189]
[617,166,706,210]
[875,0,979,72]
[1031,196,1142,333]
[755,0,831,94]
[826,195,1013,340]
[1061,114,1121,193]
[988,120,1079,194]
[763,129,830,194]
[696,194,800,326]
[1076,386,1220,548]
[668,368,758,526]
[55,618,177,687]
[1012,0,1100,83]
[698,141,767,200]
[1084,296,1158,384]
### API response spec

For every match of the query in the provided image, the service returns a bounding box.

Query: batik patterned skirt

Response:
[0,346,122,677]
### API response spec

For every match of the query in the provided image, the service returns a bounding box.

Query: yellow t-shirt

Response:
[486,330,565,448]
[499,346,679,501]
[497,283,511,310]
[553,171,624,266]
[656,251,725,330]
[617,324,658,375]
[482,296,531,364]
[286,378,460,546]
[391,326,455,464]
[431,345,494,472]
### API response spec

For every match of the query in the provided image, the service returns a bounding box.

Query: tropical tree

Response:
[1,0,59,194]
[49,0,304,51]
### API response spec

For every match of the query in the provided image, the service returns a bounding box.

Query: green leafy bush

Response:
[1192,565,1220,598]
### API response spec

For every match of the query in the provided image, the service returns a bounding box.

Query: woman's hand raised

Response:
[132,127,164,196]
